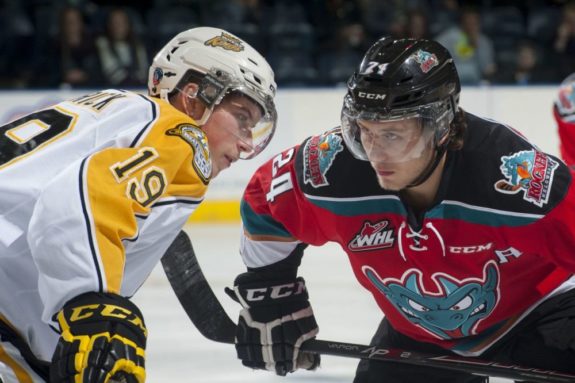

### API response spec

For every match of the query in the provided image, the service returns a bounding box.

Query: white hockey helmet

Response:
[148,27,278,159]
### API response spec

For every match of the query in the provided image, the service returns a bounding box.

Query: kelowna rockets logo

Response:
[494,150,558,207]
[412,49,439,73]
[303,132,344,188]
[348,220,395,252]
[363,261,500,340]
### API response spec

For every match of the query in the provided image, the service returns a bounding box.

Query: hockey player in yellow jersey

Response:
[0,27,277,382]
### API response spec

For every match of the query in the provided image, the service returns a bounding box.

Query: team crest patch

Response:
[412,49,439,73]
[348,220,395,252]
[494,150,558,207]
[166,125,212,184]
[303,132,344,187]
[204,32,244,52]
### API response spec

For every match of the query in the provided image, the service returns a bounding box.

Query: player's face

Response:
[358,118,435,190]
[201,93,263,177]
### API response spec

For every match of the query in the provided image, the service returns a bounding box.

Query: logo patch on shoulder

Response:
[166,125,212,184]
[494,149,558,206]
[204,32,244,52]
[412,50,439,73]
[303,132,344,188]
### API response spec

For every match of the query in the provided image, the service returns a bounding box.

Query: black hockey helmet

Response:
[341,37,461,163]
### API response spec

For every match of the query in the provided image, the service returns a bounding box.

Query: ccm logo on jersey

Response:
[449,243,493,254]
[358,92,386,100]
[244,281,306,302]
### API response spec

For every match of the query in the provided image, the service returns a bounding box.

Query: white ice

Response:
[134,224,511,382]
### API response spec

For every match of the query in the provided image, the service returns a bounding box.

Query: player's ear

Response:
[178,83,206,121]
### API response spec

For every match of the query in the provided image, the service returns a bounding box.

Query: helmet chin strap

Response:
[178,88,213,126]
[195,108,213,125]
[403,119,452,189]
[403,145,447,189]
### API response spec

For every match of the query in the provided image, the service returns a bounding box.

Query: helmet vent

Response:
[170,47,179,54]
[399,75,413,84]
[248,58,258,66]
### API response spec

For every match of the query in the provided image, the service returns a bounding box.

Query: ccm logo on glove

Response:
[245,280,306,302]
[68,303,147,334]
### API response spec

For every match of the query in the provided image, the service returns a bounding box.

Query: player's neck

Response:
[400,154,446,212]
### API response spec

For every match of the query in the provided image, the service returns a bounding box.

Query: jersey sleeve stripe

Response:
[79,157,105,292]
[240,199,292,237]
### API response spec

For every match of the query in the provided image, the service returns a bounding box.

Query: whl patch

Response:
[348,220,395,252]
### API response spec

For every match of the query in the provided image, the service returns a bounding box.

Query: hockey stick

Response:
[161,231,575,383]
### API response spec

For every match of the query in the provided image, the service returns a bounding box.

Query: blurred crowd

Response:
[1,0,575,89]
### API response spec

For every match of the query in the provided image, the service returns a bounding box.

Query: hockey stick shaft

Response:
[161,231,575,383]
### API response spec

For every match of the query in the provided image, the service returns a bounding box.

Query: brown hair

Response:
[446,108,466,150]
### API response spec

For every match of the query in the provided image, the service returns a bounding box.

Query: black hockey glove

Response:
[226,272,320,376]
[50,292,147,383]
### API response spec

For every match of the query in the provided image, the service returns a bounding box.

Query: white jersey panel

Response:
[0,89,207,362]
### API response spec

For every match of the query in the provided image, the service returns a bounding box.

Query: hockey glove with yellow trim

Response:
[50,292,147,383]
[226,272,320,376]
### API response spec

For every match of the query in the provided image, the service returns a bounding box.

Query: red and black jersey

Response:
[240,112,575,356]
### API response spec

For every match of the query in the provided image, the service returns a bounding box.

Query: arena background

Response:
[0,1,568,381]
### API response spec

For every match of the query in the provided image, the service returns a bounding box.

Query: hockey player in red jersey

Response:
[554,73,575,167]
[0,27,277,382]
[228,36,575,382]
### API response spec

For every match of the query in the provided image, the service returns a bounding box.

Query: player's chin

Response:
[376,176,403,191]
[210,163,222,179]
[211,159,232,178]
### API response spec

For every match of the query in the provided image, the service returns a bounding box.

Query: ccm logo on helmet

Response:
[358,92,386,100]
[245,281,306,302]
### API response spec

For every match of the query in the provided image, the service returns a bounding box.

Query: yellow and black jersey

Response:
[0,89,210,362]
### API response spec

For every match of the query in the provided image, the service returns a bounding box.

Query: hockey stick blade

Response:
[161,230,236,344]
[161,231,575,383]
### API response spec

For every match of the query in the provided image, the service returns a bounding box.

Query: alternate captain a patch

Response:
[166,125,212,184]
[303,132,344,188]
[494,149,558,207]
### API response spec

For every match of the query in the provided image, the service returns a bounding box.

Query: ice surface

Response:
[133,224,511,382]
